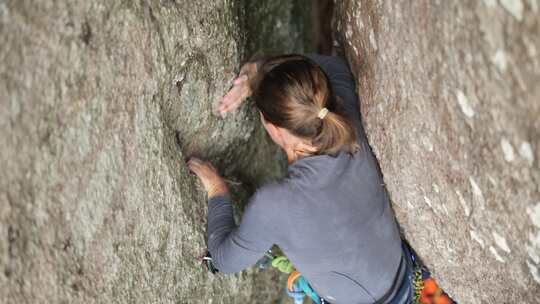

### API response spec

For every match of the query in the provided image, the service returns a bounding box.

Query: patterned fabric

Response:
[411,256,456,304]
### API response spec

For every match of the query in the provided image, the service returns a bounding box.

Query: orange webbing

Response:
[287,271,302,292]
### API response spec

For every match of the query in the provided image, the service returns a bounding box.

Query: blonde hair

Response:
[253,54,359,156]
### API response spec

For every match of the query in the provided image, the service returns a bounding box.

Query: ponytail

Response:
[314,103,360,155]
[254,54,360,156]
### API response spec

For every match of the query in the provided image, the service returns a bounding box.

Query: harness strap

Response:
[287,271,302,291]
[287,271,322,304]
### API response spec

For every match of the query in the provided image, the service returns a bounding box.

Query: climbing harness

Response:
[204,250,323,303]
[200,251,219,274]
[410,252,426,303]
[406,244,456,304]
[258,251,323,304]
[202,245,456,304]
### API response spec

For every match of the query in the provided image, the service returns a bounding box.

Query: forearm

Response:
[207,194,272,273]
[207,194,236,255]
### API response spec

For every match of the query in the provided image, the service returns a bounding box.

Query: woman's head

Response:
[253,55,359,157]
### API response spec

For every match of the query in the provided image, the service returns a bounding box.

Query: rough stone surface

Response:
[0,1,311,303]
[242,0,314,56]
[334,1,540,303]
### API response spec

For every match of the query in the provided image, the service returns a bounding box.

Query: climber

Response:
[187,54,455,304]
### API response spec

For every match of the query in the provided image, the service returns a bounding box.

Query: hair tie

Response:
[318,107,329,119]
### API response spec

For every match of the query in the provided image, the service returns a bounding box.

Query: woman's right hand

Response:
[218,62,258,117]
[187,157,229,199]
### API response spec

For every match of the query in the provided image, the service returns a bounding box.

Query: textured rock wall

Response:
[242,0,314,56]
[0,1,311,303]
[334,1,540,303]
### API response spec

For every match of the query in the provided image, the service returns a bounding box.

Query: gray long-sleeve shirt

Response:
[207,54,402,304]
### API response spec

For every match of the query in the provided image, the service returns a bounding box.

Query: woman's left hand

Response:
[218,62,257,117]
[187,157,229,198]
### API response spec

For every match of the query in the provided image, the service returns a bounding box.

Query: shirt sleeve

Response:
[207,187,277,274]
[304,54,368,143]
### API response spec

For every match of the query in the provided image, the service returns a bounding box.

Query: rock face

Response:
[334,1,540,303]
[0,1,312,303]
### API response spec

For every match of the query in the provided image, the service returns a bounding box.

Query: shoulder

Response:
[304,54,348,68]
[304,54,353,78]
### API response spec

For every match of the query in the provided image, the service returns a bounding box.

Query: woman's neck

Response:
[286,147,313,164]
[281,135,318,164]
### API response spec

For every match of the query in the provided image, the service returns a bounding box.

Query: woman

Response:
[188,54,454,304]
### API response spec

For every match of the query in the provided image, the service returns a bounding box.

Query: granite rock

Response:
[334,1,540,303]
[0,1,312,303]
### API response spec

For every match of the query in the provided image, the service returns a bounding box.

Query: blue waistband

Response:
[386,243,414,304]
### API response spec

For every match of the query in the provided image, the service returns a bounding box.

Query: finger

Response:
[219,95,234,110]
[221,102,239,114]
[203,161,218,171]
[219,100,237,115]
[219,89,248,115]
[187,158,204,171]
[218,102,227,115]
[239,63,253,75]
[225,95,245,111]
[193,159,214,171]
[187,161,202,173]
[233,77,242,86]
[218,100,231,116]
[219,102,235,115]
[220,90,244,111]
[219,90,238,109]
[223,85,242,101]
[187,158,203,167]
[204,161,217,171]
[233,74,248,85]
